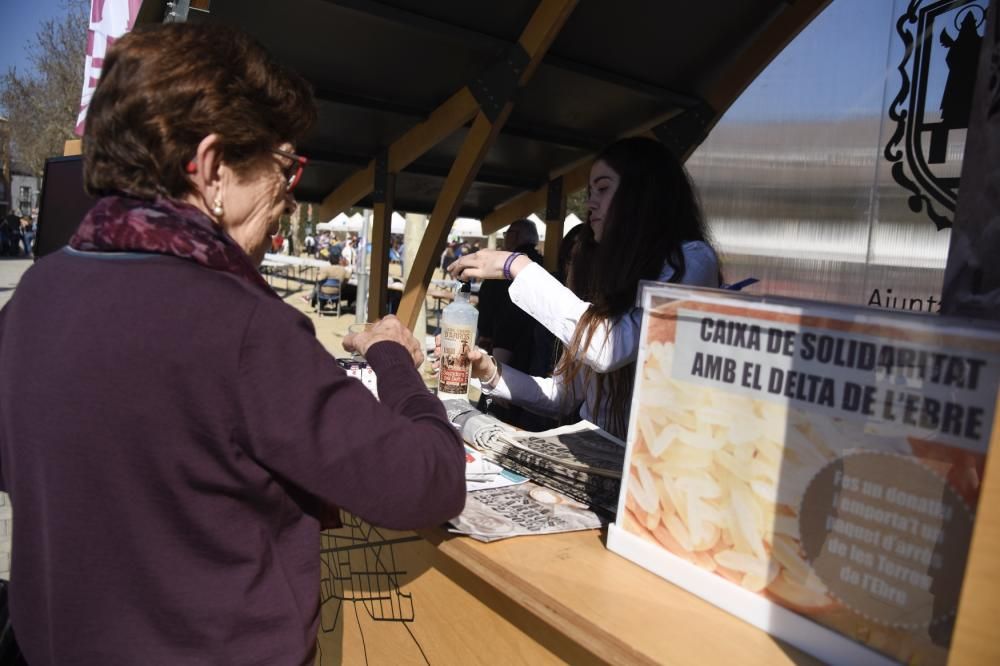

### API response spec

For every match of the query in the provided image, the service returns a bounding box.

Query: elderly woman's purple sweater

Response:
[0,245,464,665]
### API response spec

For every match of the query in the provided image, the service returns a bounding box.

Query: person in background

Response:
[1,215,20,257]
[448,137,721,439]
[304,244,356,310]
[342,236,356,268]
[440,242,457,273]
[476,218,557,430]
[304,231,317,256]
[19,216,34,258]
[555,223,584,288]
[0,23,464,665]
[0,214,16,256]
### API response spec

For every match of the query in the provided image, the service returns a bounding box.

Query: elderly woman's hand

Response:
[432,334,497,384]
[447,249,533,282]
[344,315,424,367]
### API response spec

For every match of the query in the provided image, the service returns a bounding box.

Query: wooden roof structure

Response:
[137,0,831,328]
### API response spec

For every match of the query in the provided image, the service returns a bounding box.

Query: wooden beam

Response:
[396,0,579,330]
[317,89,478,220]
[395,114,506,329]
[482,159,589,236]
[367,153,394,321]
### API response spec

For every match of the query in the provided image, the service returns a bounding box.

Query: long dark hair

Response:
[558,137,716,438]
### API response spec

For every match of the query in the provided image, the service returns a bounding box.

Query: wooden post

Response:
[543,177,566,273]
[950,388,1000,664]
[940,1,1000,662]
[396,0,579,330]
[403,213,428,341]
[367,151,394,321]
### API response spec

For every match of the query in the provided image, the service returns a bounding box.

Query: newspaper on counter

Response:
[464,446,528,492]
[449,481,604,542]
[442,399,625,516]
[487,422,625,478]
[443,399,515,449]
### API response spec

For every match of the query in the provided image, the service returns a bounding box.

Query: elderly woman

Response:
[0,23,464,666]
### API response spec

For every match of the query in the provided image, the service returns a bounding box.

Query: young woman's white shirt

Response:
[481,241,719,432]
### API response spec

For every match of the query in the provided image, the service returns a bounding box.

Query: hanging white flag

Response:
[75,0,142,135]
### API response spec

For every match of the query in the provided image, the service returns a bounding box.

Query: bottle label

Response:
[439,324,474,395]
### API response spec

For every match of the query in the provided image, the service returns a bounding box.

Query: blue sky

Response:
[0,0,73,76]
[714,0,983,124]
[723,0,895,122]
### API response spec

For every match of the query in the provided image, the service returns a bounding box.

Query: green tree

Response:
[0,0,89,177]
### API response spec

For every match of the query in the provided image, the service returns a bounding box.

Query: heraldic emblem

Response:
[885,0,985,230]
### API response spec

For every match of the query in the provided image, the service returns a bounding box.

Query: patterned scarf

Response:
[70,194,277,298]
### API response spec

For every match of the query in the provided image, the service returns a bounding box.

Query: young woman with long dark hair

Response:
[448,137,721,438]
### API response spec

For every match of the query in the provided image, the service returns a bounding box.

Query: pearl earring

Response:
[212,195,224,218]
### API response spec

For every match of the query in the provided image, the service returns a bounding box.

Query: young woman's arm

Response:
[480,361,583,420]
[508,263,641,373]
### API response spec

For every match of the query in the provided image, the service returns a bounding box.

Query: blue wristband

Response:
[503,252,524,280]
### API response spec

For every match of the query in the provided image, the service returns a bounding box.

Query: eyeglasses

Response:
[184,148,309,193]
[272,148,308,192]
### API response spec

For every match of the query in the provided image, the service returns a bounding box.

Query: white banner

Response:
[75,0,142,135]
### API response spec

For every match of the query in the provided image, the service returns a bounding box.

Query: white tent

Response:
[316,212,361,233]
[451,217,483,237]
[317,210,582,238]
[563,213,584,236]
[494,213,584,242]
[391,212,406,234]
[527,213,546,242]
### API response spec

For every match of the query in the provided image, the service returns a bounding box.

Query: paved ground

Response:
[0,258,32,309]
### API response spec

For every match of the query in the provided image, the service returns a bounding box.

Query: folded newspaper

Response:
[464,446,529,492]
[443,400,625,529]
[449,481,604,542]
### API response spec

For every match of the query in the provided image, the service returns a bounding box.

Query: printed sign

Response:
[608,284,1000,665]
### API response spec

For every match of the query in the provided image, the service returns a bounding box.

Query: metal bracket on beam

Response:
[373,150,389,204]
[164,0,191,22]
[469,45,530,124]
[546,177,564,220]
[651,100,715,158]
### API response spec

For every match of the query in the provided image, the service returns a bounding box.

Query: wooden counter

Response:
[315,516,817,665]
[420,527,818,665]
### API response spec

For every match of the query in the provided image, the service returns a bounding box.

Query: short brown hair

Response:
[83,23,316,200]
